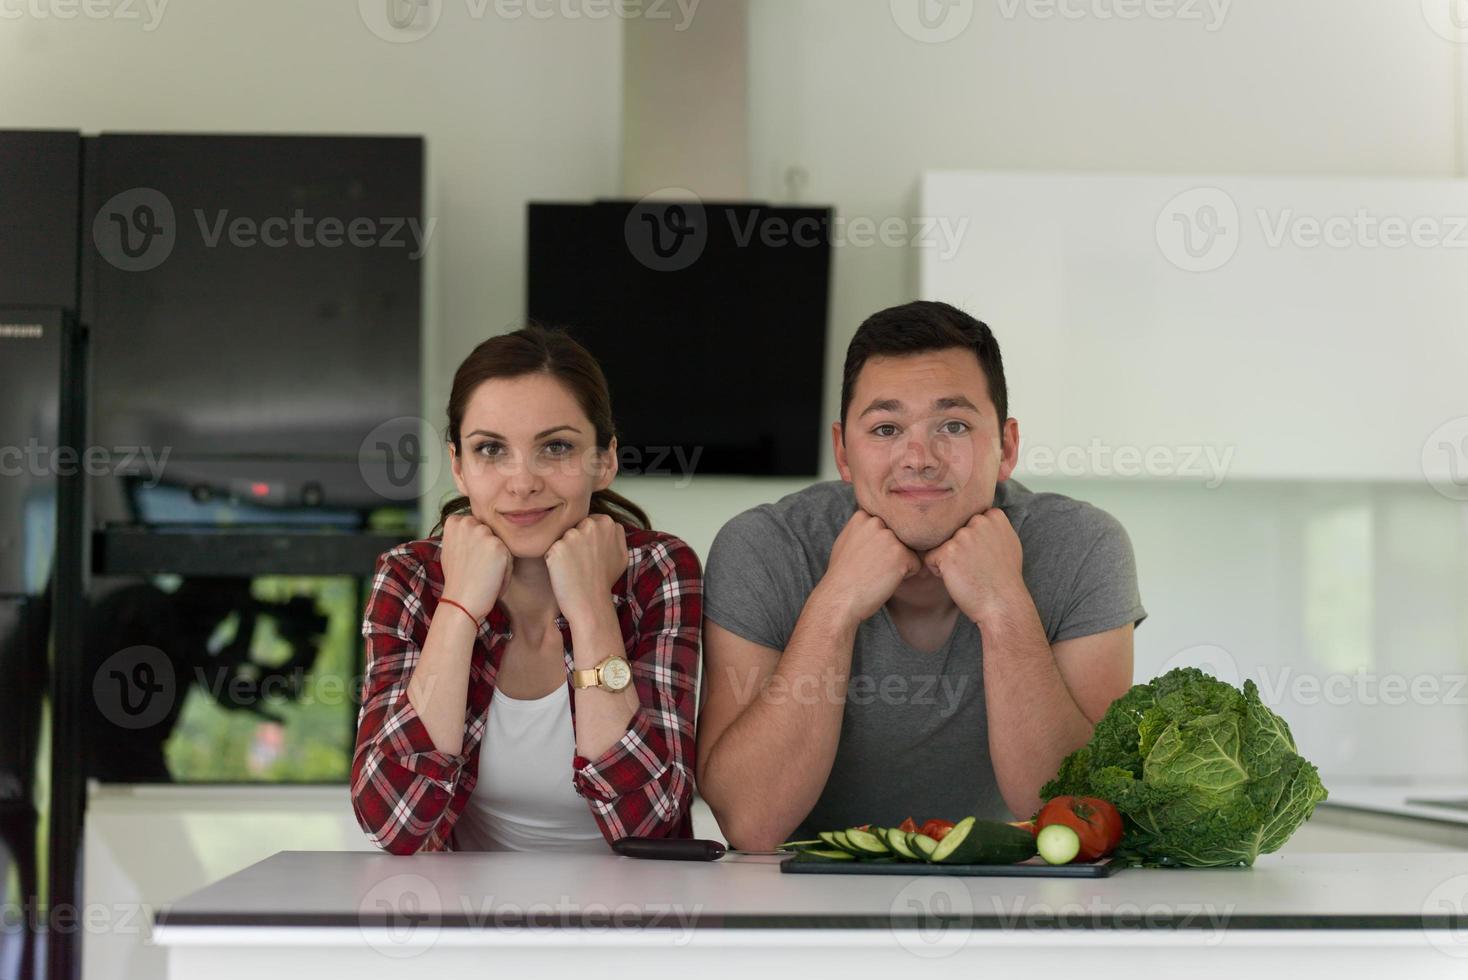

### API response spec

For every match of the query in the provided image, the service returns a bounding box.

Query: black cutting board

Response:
[780,855,1120,878]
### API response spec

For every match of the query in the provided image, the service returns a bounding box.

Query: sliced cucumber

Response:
[842,828,890,856]
[778,838,827,852]
[909,832,939,860]
[799,848,856,861]
[930,816,1038,865]
[884,828,921,861]
[1036,824,1081,865]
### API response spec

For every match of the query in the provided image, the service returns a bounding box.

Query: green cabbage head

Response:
[1041,667,1329,868]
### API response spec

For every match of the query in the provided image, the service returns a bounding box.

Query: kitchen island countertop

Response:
[150,849,1468,979]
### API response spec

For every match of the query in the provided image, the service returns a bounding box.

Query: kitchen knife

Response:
[611,837,728,861]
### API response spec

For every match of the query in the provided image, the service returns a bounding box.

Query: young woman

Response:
[351,326,701,854]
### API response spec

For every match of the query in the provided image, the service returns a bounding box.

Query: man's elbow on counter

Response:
[710,805,791,853]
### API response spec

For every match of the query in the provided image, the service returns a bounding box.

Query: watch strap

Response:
[569,666,601,689]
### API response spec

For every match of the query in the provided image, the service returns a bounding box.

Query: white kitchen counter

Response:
[149,849,1468,979]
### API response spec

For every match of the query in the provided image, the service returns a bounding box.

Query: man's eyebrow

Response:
[465,425,582,440]
[857,398,904,418]
[858,395,980,417]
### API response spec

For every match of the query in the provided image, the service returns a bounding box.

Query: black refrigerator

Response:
[0,128,425,980]
[0,128,82,980]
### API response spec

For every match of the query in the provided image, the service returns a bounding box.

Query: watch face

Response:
[602,657,632,691]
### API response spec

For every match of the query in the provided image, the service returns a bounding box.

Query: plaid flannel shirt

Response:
[351,527,700,854]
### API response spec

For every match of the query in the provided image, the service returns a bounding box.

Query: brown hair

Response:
[840,301,1007,438]
[431,325,650,536]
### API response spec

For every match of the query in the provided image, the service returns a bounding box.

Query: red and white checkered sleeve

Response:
[572,535,701,840]
[350,551,469,855]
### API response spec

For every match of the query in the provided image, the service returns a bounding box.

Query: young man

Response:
[696,301,1146,850]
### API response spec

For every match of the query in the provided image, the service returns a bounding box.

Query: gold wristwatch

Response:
[569,655,632,692]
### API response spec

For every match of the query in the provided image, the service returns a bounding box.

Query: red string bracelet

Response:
[438,597,480,630]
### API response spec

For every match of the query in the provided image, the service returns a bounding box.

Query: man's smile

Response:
[890,485,953,502]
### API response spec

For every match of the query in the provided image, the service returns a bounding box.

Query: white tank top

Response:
[451,684,607,852]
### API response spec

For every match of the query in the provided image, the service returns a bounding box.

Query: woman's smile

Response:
[498,504,561,527]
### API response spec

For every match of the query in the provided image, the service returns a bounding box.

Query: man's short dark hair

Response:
[839,301,1008,436]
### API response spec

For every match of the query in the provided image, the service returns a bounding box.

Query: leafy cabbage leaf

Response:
[1041,667,1329,867]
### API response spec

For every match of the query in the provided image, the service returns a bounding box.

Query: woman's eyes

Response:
[474,440,575,457]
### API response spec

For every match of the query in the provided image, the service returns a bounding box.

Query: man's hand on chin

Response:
[922,507,1028,627]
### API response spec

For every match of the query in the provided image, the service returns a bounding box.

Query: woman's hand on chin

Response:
[439,513,513,620]
[545,514,628,624]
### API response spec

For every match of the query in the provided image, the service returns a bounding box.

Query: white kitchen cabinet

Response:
[916,172,1468,485]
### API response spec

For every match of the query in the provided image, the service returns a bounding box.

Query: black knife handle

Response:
[611,837,727,861]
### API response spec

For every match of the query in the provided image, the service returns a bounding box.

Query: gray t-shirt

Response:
[703,478,1146,837]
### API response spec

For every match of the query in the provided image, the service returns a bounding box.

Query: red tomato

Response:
[1035,797,1123,861]
[897,817,918,834]
[920,819,956,841]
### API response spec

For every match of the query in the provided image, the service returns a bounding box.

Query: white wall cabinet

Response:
[917,172,1468,485]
